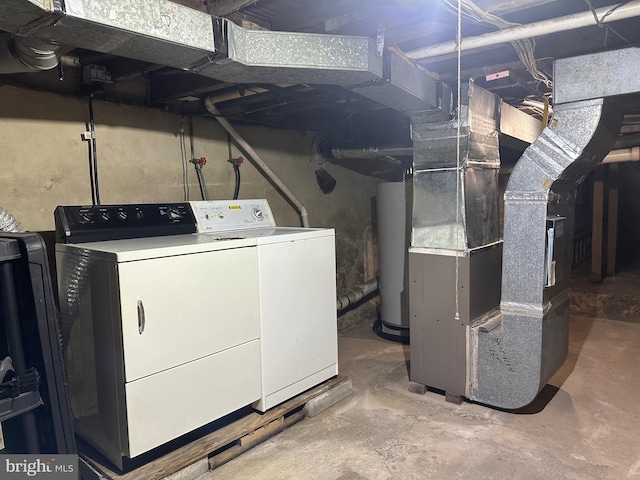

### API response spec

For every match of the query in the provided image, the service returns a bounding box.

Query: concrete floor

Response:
[200,271,640,480]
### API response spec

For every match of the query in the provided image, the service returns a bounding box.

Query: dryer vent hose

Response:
[0,208,21,232]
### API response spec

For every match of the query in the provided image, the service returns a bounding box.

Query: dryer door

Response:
[117,246,259,382]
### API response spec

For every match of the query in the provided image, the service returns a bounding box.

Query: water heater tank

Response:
[374,181,412,342]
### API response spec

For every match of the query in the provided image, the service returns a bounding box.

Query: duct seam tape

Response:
[65,0,85,17]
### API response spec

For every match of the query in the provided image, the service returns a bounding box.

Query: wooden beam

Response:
[591,166,605,283]
[607,163,619,276]
[206,0,262,17]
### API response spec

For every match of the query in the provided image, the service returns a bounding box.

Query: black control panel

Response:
[54,203,196,244]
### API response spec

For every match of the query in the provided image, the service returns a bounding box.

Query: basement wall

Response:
[0,84,379,329]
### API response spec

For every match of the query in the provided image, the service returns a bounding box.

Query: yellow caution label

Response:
[228,205,241,210]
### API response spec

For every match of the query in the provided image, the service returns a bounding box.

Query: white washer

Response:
[190,200,338,411]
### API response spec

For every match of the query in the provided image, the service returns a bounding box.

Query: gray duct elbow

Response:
[469,98,622,409]
[0,33,61,74]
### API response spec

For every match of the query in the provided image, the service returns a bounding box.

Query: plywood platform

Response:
[78,376,351,480]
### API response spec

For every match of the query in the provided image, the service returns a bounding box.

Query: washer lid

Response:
[232,226,335,244]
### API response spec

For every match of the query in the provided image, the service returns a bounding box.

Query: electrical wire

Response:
[584,0,631,46]
[437,0,553,88]
[454,0,462,322]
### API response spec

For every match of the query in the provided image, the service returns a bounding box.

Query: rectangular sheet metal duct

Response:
[197,19,383,87]
[2,1,449,117]
[352,49,448,113]
[0,0,59,34]
[35,0,216,70]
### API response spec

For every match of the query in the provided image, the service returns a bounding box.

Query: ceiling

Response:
[3,0,640,145]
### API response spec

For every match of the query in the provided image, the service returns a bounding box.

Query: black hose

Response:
[233,164,241,200]
[88,95,101,205]
[228,133,241,200]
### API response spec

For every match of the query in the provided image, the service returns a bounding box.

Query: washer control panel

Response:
[190,200,276,233]
[55,203,196,243]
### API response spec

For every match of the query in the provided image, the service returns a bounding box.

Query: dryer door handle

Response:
[137,299,146,334]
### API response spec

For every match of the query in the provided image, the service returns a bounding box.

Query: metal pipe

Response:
[60,54,80,68]
[205,99,310,227]
[331,146,413,159]
[336,278,379,312]
[603,146,640,163]
[406,1,640,61]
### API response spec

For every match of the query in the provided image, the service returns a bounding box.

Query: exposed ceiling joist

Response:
[207,0,263,16]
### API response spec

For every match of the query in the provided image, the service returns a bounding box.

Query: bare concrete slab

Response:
[200,310,640,480]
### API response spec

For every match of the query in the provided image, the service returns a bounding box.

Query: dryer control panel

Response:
[190,200,276,232]
[55,203,196,243]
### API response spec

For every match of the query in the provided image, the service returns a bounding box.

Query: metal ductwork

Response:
[0,33,60,73]
[199,19,450,115]
[468,46,640,409]
[0,1,450,117]
[0,0,62,73]
[408,81,503,399]
[199,18,382,87]
[36,0,216,70]
[0,0,217,72]
[409,47,640,409]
